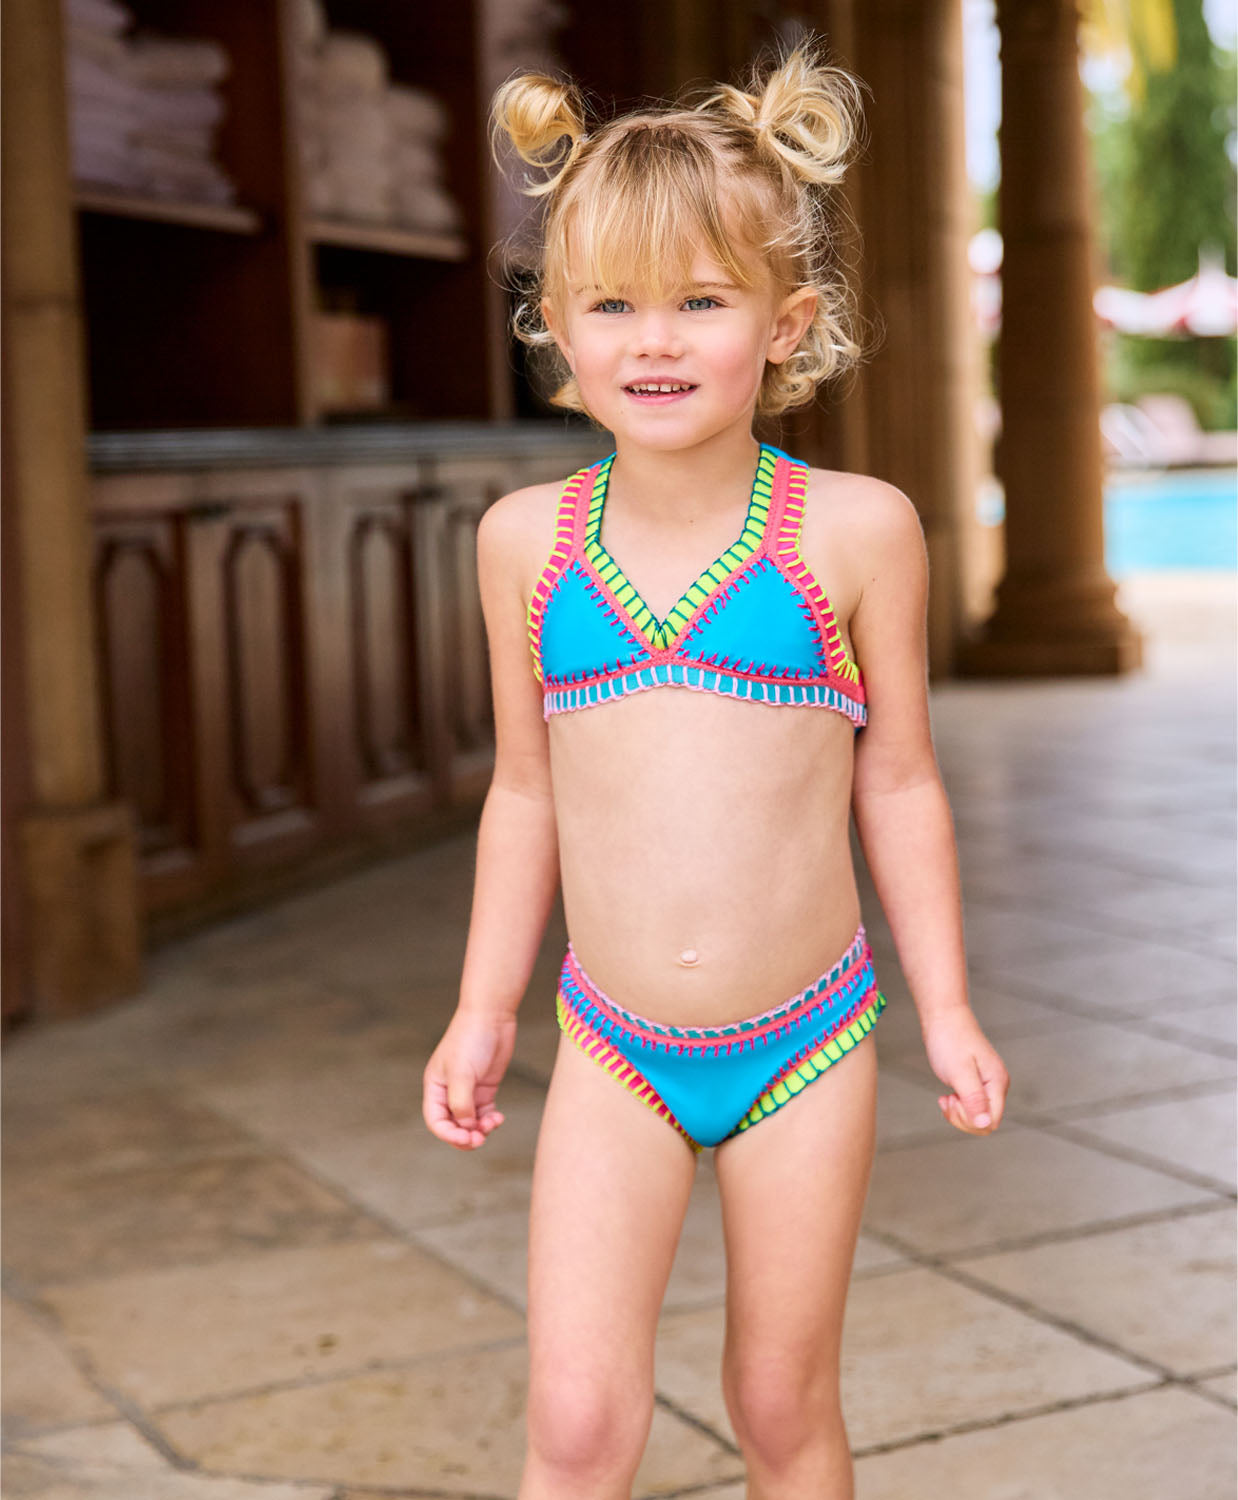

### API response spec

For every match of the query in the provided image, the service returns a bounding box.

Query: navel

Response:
[677,948,700,967]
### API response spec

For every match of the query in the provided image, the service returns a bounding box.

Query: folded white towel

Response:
[389,141,444,184]
[68,51,140,108]
[70,102,138,142]
[134,86,225,129]
[319,32,388,96]
[66,0,132,37]
[391,178,462,233]
[66,23,128,64]
[295,0,327,49]
[130,122,217,157]
[387,84,449,141]
[70,125,132,161]
[127,35,230,87]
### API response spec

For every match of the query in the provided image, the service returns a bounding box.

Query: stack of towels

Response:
[64,0,236,205]
[295,0,461,234]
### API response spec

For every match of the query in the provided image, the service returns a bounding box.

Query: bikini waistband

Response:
[559,921,876,1051]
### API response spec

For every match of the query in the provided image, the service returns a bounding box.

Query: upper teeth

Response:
[629,383,693,392]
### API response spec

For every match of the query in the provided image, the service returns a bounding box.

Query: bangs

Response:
[547,123,773,305]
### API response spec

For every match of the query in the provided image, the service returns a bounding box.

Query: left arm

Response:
[845,478,1008,1134]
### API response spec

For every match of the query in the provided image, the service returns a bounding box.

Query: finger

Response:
[447,1073,480,1130]
[942,1094,982,1135]
[953,1056,992,1128]
[424,1077,486,1147]
[981,1078,1004,1129]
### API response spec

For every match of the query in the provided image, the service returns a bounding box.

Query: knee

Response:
[526,1367,652,1482]
[723,1356,844,1468]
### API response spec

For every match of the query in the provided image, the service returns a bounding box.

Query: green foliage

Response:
[1084,1,1236,425]
[1104,0,1236,288]
[1103,330,1238,429]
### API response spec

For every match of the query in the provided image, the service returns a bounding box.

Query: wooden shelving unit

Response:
[307,218,467,260]
[75,186,264,235]
[71,0,504,429]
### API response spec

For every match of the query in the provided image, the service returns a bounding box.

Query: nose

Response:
[627,308,685,358]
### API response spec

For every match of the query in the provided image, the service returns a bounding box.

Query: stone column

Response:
[2,0,142,1017]
[958,0,1142,674]
[841,0,986,680]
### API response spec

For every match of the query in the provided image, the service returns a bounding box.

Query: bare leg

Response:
[713,1031,879,1500]
[520,1030,699,1500]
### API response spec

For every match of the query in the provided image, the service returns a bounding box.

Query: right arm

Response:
[422,486,560,1148]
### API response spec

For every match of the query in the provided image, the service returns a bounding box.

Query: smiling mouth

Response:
[623,383,699,399]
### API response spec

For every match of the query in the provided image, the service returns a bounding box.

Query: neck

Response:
[606,430,764,526]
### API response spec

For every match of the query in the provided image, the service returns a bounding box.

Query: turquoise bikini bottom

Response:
[554,922,887,1153]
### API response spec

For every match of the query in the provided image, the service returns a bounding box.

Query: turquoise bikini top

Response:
[526,443,867,728]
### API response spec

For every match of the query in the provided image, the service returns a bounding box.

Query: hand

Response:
[921,1005,1009,1135]
[422,1008,518,1150]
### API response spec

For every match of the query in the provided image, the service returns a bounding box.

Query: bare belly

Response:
[548,688,863,1027]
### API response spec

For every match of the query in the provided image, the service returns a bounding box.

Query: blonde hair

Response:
[488,35,871,422]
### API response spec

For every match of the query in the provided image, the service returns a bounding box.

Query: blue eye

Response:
[589,295,722,314]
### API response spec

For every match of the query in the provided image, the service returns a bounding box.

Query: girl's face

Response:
[542,244,817,448]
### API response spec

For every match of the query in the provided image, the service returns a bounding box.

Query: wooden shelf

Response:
[308,218,467,261]
[75,186,262,236]
[70,0,504,429]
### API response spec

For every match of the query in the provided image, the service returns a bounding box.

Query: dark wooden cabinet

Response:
[87,428,605,924]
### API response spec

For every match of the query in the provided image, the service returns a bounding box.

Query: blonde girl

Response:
[423,34,1010,1500]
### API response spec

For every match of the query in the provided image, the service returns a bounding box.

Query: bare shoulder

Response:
[804,466,922,541]
[477,477,568,604]
[802,466,926,597]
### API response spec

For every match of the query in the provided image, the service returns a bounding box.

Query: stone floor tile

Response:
[409,1205,534,1312]
[1192,914,1238,964]
[40,1237,525,1409]
[887,1016,1233,1116]
[853,1384,1236,1500]
[1,1295,117,1437]
[14,975,388,1089]
[1059,873,1237,939]
[960,858,1152,912]
[509,1012,563,1082]
[188,1031,434,1149]
[157,1341,744,1494]
[1150,993,1238,1050]
[862,1125,1217,1257]
[2,1085,253,1180]
[875,1068,951,1143]
[1041,816,1234,886]
[955,905,1113,963]
[6,1420,332,1498]
[282,1074,547,1233]
[2,1152,385,1287]
[1063,1087,1236,1190]
[963,1202,1235,1374]
[1196,1369,1237,1405]
[972,932,1235,1015]
[653,1265,1150,1452]
[851,1234,912,1275]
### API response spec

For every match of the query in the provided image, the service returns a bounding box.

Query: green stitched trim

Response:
[584,444,777,651]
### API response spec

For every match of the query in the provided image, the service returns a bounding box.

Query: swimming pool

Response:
[977,467,1237,572]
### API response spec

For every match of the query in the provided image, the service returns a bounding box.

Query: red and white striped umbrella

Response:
[1094,246,1238,336]
[970,232,1238,338]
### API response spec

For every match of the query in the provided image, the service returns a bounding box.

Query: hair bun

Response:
[488,71,591,198]
[694,43,865,188]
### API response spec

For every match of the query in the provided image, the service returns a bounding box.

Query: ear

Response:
[765,285,818,365]
[541,297,575,370]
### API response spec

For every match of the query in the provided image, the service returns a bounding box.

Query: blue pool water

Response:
[979,468,1237,572]
[1104,469,1236,573]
